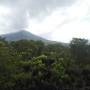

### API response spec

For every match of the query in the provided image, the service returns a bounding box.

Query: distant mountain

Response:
[1,30,47,41]
[0,30,69,46]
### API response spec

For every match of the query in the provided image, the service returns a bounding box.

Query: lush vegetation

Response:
[0,37,90,90]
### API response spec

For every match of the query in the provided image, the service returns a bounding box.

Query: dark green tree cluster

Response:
[70,38,90,64]
[0,37,90,90]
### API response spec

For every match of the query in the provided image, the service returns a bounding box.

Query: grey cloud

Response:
[0,0,77,17]
[29,0,77,17]
[0,0,78,33]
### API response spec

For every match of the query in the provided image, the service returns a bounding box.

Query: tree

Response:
[0,41,16,89]
[70,38,88,64]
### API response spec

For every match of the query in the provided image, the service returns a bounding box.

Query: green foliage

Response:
[0,38,90,90]
[70,38,90,64]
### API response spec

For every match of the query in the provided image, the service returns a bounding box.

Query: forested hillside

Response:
[0,37,90,90]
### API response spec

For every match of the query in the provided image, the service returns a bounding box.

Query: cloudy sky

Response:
[0,0,90,42]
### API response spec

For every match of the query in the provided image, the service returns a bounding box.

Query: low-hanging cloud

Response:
[0,0,78,33]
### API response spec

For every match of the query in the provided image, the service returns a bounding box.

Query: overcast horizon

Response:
[0,0,90,42]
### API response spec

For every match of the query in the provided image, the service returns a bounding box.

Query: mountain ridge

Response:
[1,30,47,41]
[0,30,69,46]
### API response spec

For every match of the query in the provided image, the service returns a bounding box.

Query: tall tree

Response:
[70,38,88,64]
